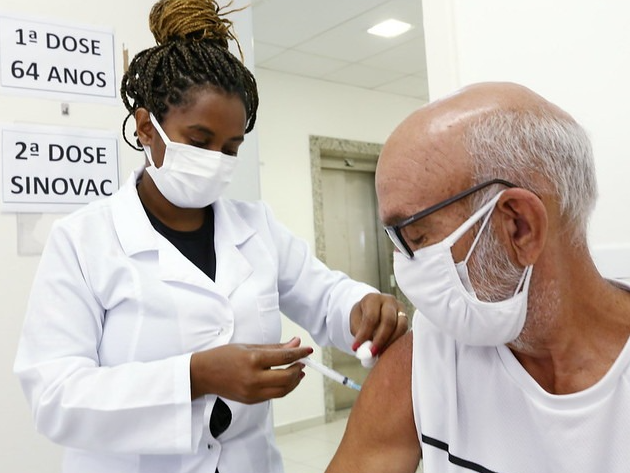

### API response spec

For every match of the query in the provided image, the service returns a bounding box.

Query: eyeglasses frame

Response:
[383,178,517,258]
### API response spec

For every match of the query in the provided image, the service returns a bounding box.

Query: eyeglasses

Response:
[383,178,517,258]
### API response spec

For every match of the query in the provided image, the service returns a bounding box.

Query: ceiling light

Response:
[367,19,412,38]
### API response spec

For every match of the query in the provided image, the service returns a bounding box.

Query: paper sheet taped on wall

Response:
[0,12,117,104]
[1,122,120,213]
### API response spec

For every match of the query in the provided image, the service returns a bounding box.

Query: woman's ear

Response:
[495,188,548,266]
[135,108,153,146]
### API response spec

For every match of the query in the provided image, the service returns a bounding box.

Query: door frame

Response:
[309,135,384,421]
[309,134,383,264]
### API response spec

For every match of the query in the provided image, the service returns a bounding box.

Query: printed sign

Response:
[0,13,116,103]
[1,123,119,213]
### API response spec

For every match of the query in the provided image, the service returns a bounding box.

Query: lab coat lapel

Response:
[112,169,160,256]
[157,240,217,290]
[111,168,217,292]
[212,199,255,298]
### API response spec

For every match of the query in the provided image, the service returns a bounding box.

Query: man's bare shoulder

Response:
[326,331,420,473]
[375,330,413,387]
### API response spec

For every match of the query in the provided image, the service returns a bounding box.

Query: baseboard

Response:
[274,409,352,436]
[274,415,326,436]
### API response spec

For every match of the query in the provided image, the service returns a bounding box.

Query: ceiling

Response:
[251,0,429,101]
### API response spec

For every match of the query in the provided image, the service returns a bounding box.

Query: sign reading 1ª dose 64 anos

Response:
[0,13,116,103]
[1,123,119,213]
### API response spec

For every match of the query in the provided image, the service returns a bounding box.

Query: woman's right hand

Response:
[190,337,313,403]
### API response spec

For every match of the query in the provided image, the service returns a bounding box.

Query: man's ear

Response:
[135,108,153,146]
[495,188,547,266]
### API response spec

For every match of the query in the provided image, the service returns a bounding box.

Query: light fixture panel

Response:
[367,19,412,38]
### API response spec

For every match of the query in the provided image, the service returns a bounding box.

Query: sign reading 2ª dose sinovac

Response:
[0,13,116,102]
[1,124,119,213]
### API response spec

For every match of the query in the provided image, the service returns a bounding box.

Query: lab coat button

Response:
[207,444,212,450]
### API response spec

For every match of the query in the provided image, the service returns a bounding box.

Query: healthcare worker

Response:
[13,1,408,472]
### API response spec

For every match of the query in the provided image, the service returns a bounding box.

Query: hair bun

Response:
[149,0,238,49]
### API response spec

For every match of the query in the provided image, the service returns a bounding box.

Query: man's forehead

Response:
[396,81,552,137]
[376,113,471,192]
[376,162,469,225]
[377,81,557,223]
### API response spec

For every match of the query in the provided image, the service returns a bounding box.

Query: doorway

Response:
[310,135,410,420]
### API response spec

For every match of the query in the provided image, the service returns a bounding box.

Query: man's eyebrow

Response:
[384,212,415,227]
[383,214,406,226]
[384,211,432,229]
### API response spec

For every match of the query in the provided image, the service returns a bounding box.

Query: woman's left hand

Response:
[349,293,408,357]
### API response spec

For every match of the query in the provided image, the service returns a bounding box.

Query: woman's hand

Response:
[350,294,408,356]
[190,337,313,403]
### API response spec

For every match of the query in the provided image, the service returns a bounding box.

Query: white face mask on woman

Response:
[393,191,533,346]
[142,113,240,208]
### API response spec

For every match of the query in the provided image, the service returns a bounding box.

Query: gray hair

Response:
[464,109,598,244]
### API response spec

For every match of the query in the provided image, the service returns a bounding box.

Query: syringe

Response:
[300,357,362,391]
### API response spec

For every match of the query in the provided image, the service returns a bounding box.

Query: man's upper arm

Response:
[326,332,421,473]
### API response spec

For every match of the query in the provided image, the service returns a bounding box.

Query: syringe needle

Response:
[300,357,362,391]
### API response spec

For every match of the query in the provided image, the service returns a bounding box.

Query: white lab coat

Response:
[14,169,377,473]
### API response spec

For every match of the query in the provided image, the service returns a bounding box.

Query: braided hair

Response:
[120,0,258,150]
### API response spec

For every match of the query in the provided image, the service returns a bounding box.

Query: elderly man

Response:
[325,82,630,472]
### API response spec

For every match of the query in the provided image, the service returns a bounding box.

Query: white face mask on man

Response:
[393,190,533,346]
[142,113,240,208]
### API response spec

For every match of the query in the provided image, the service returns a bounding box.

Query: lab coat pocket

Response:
[256,293,281,344]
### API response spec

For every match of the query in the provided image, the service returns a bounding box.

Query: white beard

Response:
[466,222,560,350]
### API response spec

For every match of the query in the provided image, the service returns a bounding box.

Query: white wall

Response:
[255,68,424,427]
[422,0,630,249]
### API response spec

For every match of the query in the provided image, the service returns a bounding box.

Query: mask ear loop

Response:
[149,113,171,146]
[445,191,505,249]
[462,200,496,266]
[142,144,158,168]
[513,265,533,297]
[459,191,533,298]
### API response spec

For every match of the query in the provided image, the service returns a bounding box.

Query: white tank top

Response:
[411,281,630,473]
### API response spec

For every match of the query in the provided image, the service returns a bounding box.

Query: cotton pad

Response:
[356,340,377,368]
